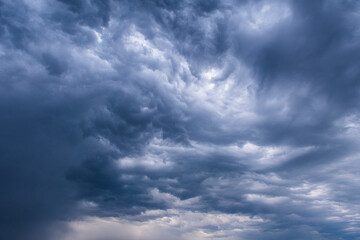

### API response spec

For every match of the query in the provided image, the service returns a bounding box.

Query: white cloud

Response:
[233,0,292,33]
[62,210,266,240]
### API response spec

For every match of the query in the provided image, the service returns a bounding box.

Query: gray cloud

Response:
[1,0,360,239]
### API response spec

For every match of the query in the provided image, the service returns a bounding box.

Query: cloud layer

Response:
[1,0,360,239]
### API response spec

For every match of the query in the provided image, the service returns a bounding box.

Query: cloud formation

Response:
[1,0,360,239]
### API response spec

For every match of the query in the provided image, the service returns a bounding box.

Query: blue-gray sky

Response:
[1,0,360,239]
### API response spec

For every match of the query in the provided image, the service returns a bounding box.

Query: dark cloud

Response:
[1,0,360,239]
[57,0,111,28]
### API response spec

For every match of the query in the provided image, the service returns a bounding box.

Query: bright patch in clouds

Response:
[63,211,266,240]
[235,1,292,32]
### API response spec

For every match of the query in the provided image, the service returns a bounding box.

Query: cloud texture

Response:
[1,0,360,239]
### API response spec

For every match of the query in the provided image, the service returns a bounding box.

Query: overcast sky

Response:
[1,0,360,239]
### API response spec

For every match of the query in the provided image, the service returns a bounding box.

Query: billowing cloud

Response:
[1,0,360,239]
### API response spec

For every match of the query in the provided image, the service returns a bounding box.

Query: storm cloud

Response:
[1,0,360,239]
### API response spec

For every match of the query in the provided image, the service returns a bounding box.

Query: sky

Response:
[1,0,360,239]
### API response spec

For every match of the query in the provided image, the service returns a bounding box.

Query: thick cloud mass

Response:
[1,0,360,239]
